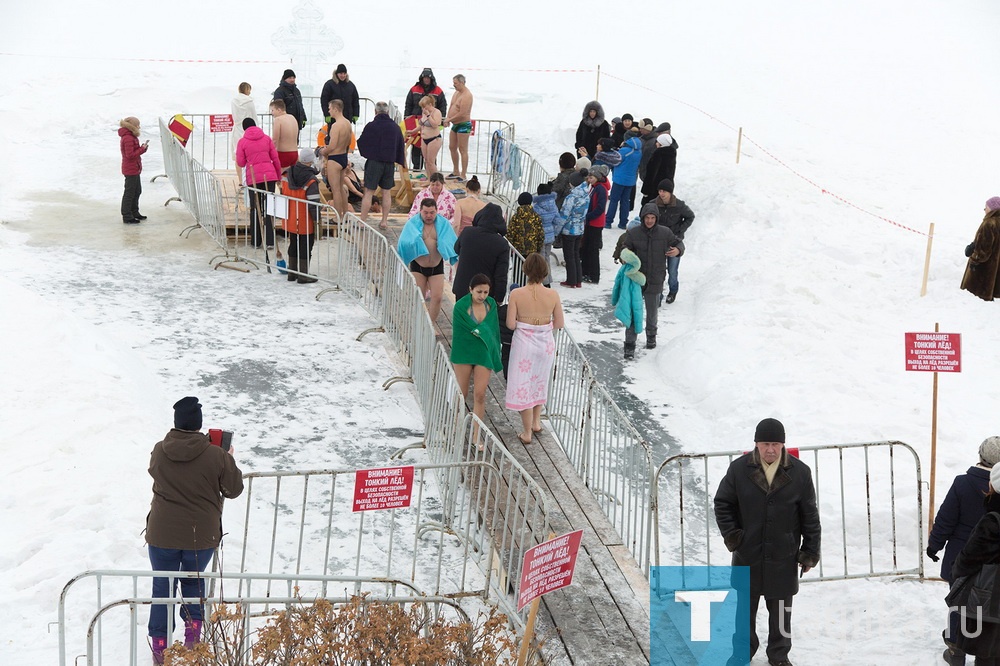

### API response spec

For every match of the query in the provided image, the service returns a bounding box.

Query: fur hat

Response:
[173,396,203,431]
[298,147,315,163]
[336,63,348,74]
[657,179,674,193]
[575,156,592,170]
[986,197,1000,212]
[980,436,1000,466]
[119,117,141,137]
[517,192,533,206]
[657,133,673,147]
[640,121,655,132]
[282,69,296,80]
[589,165,609,182]
[656,121,672,133]
[991,462,1000,493]
[754,418,785,443]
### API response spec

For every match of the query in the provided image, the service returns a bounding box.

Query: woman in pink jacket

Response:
[236,118,282,248]
[119,117,149,224]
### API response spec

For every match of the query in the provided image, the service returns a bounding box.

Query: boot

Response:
[645,336,657,349]
[150,636,167,664]
[296,257,318,283]
[184,619,202,649]
[665,291,677,304]
[943,630,967,665]
[624,343,635,360]
[123,216,140,224]
[287,256,298,281]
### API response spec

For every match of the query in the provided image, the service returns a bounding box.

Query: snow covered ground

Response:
[2,0,999,664]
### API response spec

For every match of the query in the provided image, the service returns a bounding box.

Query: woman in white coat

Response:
[231,82,257,186]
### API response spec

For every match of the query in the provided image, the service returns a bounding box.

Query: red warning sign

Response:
[517,530,584,611]
[905,332,961,373]
[352,466,414,512]
[210,114,235,133]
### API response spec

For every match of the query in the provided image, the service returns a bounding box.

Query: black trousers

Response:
[121,175,141,218]
[581,225,603,282]
[561,234,582,285]
[733,593,793,662]
[249,181,277,247]
[286,233,315,272]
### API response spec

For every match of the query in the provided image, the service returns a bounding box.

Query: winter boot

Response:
[184,619,202,649]
[287,256,298,281]
[942,630,967,665]
[123,216,140,224]
[624,343,635,360]
[296,258,318,283]
[645,336,657,349]
[150,636,167,664]
[665,291,677,304]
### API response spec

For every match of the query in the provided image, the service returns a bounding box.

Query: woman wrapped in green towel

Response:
[451,274,503,431]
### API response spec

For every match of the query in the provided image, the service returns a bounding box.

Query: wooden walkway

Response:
[377,213,653,664]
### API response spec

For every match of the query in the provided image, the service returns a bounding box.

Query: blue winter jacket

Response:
[928,465,991,582]
[611,248,645,332]
[615,136,642,187]
[556,183,590,237]
[532,193,562,245]
[397,214,459,266]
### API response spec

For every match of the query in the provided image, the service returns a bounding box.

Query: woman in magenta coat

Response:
[119,117,148,224]
[235,118,282,248]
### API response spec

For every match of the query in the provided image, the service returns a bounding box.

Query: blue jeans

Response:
[666,254,680,294]
[606,183,633,228]
[148,546,215,638]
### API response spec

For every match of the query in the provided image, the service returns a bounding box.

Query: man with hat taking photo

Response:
[144,397,244,664]
[714,418,822,666]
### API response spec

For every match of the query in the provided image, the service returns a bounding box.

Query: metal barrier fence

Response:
[58,570,467,666]
[651,441,924,581]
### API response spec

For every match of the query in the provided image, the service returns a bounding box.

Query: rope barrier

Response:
[601,70,929,237]
[0,52,285,64]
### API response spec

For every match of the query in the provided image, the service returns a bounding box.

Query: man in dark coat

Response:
[714,418,821,666]
[273,69,306,130]
[613,203,683,356]
[453,202,509,303]
[961,197,1000,302]
[641,131,678,204]
[404,68,448,170]
[652,179,695,304]
[320,63,360,124]
[929,436,1000,664]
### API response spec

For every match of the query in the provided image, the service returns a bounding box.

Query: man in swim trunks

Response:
[443,74,474,181]
[270,99,300,171]
[320,99,352,218]
[397,198,459,326]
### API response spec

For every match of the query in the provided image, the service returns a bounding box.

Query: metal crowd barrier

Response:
[651,441,924,581]
[58,570,466,665]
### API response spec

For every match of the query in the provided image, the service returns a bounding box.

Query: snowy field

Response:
[2,0,1000,664]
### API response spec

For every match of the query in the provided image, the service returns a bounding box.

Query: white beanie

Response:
[298,147,315,163]
[981,436,1000,466]
[991,462,1000,493]
[656,133,673,147]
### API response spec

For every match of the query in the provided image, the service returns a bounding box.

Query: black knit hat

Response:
[558,152,577,170]
[656,121,672,133]
[282,69,296,80]
[657,179,674,193]
[517,192,533,206]
[242,117,256,130]
[336,63,347,74]
[173,396,203,431]
[622,113,634,122]
[754,418,785,443]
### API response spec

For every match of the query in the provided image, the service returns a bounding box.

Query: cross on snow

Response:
[270,0,344,94]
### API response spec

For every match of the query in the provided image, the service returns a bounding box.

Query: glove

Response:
[927,547,939,562]
[352,116,359,124]
[966,242,976,257]
[300,119,306,129]
[325,115,332,124]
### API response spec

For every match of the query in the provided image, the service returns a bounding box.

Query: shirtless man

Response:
[397,198,458,326]
[320,99,352,218]
[270,99,300,172]
[443,74,473,181]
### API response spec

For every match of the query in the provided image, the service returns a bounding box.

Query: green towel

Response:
[450,294,503,372]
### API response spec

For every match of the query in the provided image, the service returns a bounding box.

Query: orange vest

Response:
[281,178,318,235]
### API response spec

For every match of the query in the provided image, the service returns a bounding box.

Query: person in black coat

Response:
[453,203,509,303]
[641,133,678,204]
[320,64,360,123]
[273,69,306,130]
[574,100,610,160]
[951,463,1000,666]
[715,418,821,666]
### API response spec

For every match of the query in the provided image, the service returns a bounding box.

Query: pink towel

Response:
[505,322,555,411]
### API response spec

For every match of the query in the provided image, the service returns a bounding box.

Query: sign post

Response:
[904,324,961,530]
[516,530,584,666]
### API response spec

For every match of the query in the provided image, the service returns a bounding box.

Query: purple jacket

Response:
[357,113,406,165]
[236,126,282,184]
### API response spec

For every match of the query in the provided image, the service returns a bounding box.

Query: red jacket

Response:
[236,126,282,184]
[586,179,611,228]
[119,127,147,176]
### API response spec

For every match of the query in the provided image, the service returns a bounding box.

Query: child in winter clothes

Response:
[582,165,610,283]
[611,248,645,360]
[507,192,544,259]
[533,183,563,286]
[555,170,590,287]
[119,116,149,224]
